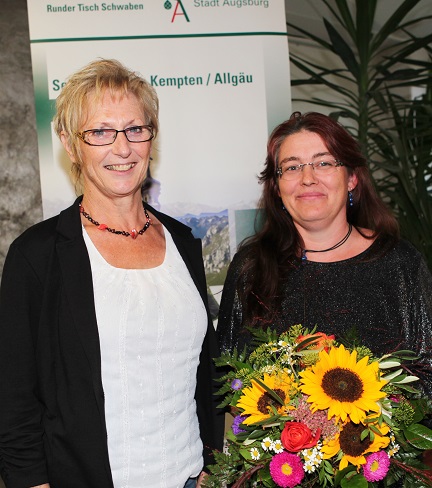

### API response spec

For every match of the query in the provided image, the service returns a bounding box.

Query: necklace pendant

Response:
[98,224,108,231]
[130,228,138,239]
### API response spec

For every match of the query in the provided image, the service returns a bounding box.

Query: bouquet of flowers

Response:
[203,326,432,488]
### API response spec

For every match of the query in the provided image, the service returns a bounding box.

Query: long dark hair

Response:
[237,112,399,325]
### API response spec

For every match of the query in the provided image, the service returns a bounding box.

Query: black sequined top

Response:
[217,237,432,397]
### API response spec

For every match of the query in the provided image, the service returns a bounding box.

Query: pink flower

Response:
[389,395,401,403]
[363,451,390,482]
[269,452,304,488]
[289,395,338,439]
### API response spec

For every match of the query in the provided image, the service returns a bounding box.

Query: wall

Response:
[0,1,40,484]
[0,0,42,278]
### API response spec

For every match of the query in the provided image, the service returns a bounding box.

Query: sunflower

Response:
[322,417,390,469]
[236,372,295,425]
[300,344,387,423]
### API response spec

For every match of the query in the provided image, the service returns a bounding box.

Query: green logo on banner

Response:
[164,1,172,8]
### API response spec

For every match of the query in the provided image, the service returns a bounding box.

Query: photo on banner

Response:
[26,0,291,300]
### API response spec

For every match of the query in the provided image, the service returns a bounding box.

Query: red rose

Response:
[281,422,321,452]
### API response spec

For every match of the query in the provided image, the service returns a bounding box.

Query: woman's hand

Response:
[196,471,207,487]
[30,485,50,488]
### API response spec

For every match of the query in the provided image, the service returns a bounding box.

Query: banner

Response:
[27,0,291,295]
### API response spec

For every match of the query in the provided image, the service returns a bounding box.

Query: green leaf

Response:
[242,438,258,446]
[334,465,357,486]
[239,446,254,459]
[252,377,285,406]
[411,398,432,422]
[243,429,268,442]
[324,460,335,474]
[360,428,369,441]
[354,0,375,64]
[294,334,321,350]
[381,368,404,380]
[379,360,402,369]
[371,0,422,50]
[395,383,421,394]
[324,18,360,79]
[333,0,356,38]
[404,423,432,450]
[341,473,368,488]
[393,375,420,384]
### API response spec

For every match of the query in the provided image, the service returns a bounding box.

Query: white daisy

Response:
[250,447,260,460]
[272,439,284,454]
[261,437,273,451]
[303,462,316,473]
[302,446,323,467]
[388,444,400,457]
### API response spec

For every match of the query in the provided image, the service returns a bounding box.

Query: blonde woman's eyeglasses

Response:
[77,125,154,146]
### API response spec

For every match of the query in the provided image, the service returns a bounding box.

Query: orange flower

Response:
[297,332,335,352]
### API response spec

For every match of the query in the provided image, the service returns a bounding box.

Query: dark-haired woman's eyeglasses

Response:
[277,159,344,181]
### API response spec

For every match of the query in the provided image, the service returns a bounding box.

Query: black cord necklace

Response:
[79,202,151,239]
[301,224,353,262]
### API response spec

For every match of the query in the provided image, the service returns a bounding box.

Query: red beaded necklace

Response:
[79,202,151,239]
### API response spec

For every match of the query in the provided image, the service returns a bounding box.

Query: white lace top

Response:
[83,227,207,488]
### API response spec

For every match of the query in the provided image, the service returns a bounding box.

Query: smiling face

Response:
[278,130,357,231]
[61,90,152,201]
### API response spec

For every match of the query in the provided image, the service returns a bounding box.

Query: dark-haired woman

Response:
[217,112,432,398]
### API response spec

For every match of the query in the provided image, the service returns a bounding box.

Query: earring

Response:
[348,190,354,207]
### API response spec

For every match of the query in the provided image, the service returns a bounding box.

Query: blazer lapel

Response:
[56,199,104,412]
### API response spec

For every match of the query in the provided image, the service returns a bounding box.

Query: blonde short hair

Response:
[53,58,159,185]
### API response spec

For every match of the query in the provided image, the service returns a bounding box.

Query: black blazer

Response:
[0,197,223,488]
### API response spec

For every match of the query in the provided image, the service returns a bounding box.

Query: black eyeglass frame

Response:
[76,125,154,146]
